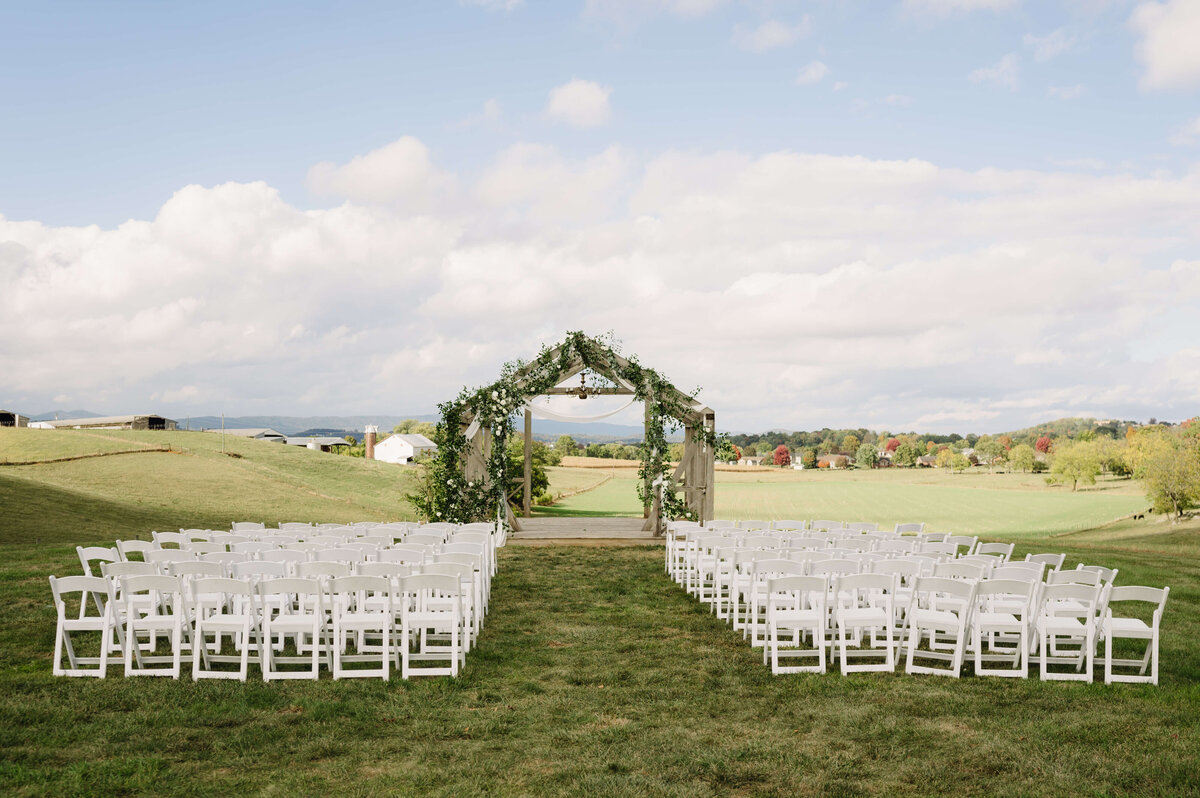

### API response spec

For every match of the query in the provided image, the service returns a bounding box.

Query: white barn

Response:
[374,433,437,464]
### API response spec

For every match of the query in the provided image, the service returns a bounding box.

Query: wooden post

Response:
[522,409,532,518]
[704,412,716,522]
[643,398,652,520]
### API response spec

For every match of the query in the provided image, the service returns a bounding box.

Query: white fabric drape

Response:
[522,395,637,424]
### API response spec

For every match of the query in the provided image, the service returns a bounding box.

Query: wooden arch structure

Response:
[457,339,716,536]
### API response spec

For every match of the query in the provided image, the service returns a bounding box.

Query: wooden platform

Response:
[508,516,662,546]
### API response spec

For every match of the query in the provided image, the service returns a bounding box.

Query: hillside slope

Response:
[0,429,420,544]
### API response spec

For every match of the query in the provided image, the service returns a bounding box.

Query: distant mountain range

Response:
[29,410,657,442]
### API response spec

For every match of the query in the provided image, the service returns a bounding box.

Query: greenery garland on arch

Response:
[407,331,715,526]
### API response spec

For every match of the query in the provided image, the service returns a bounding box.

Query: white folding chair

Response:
[905,576,976,678]
[49,575,118,677]
[834,573,898,674]
[259,577,326,681]
[1104,586,1169,685]
[399,573,464,678]
[191,577,259,681]
[1036,582,1100,682]
[765,575,828,674]
[329,575,393,680]
[971,578,1037,678]
[120,575,185,679]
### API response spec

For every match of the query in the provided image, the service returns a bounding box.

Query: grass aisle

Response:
[3,544,1198,796]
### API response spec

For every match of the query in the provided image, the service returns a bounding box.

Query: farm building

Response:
[0,410,30,427]
[817,454,851,469]
[219,428,287,442]
[285,436,351,453]
[373,433,437,464]
[39,414,178,431]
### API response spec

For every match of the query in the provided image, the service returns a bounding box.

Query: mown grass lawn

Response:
[2,543,1197,797]
[541,467,1148,539]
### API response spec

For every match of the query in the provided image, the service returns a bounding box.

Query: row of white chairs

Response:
[53,521,507,681]
[666,522,1168,684]
[50,571,475,681]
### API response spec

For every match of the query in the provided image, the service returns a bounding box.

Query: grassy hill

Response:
[0,428,420,544]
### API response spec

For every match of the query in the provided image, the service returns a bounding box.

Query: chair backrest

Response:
[945,535,978,554]
[356,561,412,580]
[49,575,112,617]
[230,541,274,554]
[1039,582,1100,617]
[933,560,985,581]
[920,532,949,543]
[1107,586,1169,621]
[121,574,183,614]
[261,549,307,566]
[313,548,360,564]
[871,559,920,583]
[101,561,157,579]
[145,549,197,566]
[167,560,225,580]
[975,542,1014,560]
[1046,568,1101,587]
[836,572,897,605]
[295,561,352,580]
[920,542,957,557]
[231,521,266,533]
[738,519,770,530]
[192,577,255,608]
[741,535,781,550]
[1025,552,1065,571]
[405,533,444,548]
[810,520,843,531]
[845,522,879,533]
[911,576,977,613]
[809,558,861,577]
[231,560,288,581]
[152,531,189,549]
[329,575,392,611]
[258,577,323,616]
[378,549,425,566]
[772,520,807,531]
[894,522,925,535]
[751,558,807,582]
[422,562,473,584]
[765,575,828,608]
[1075,564,1118,584]
[437,552,482,570]
[875,539,917,554]
[400,573,464,608]
[991,564,1044,582]
[278,522,314,533]
[77,546,119,577]
[975,578,1037,612]
[116,539,156,562]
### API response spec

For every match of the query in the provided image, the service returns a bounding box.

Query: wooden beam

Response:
[542,386,633,396]
[522,409,532,518]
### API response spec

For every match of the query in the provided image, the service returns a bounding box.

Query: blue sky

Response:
[2,0,1199,433]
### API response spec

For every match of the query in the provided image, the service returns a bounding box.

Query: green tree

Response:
[1047,440,1102,491]
[504,438,549,507]
[1141,442,1200,519]
[856,442,878,469]
[935,448,953,469]
[393,419,437,438]
[1009,443,1036,473]
[801,448,818,469]
[554,434,578,460]
[842,434,860,455]
[893,440,921,467]
[714,436,739,463]
[667,442,686,462]
[974,435,1006,473]
[951,452,971,472]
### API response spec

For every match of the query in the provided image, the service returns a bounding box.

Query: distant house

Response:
[916,455,938,467]
[742,455,766,467]
[39,414,177,431]
[817,454,851,469]
[219,428,287,443]
[285,436,351,453]
[374,433,437,464]
[0,410,29,428]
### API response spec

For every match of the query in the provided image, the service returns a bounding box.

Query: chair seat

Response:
[1038,617,1087,634]
[911,608,961,628]
[974,611,1020,627]
[839,608,888,626]
[1105,617,1152,636]
[772,609,822,624]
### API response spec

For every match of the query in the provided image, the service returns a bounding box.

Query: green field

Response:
[0,429,420,544]
[1,431,1198,795]
[540,464,1150,541]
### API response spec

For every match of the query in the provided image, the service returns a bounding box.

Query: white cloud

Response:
[969,53,1019,90]
[1047,84,1086,99]
[732,18,811,52]
[885,94,912,106]
[795,61,830,85]
[545,79,613,127]
[6,142,1200,432]
[1023,29,1077,62]
[832,81,849,92]
[307,137,454,206]
[1169,116,1200,145]
[458,98,503,128]
[1048,157,1106,170]
[904,0,1019,15]
[583,0,725,24]
[1129,0,1200,91]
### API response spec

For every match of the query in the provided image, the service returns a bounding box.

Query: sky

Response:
[2,0,1199,435]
